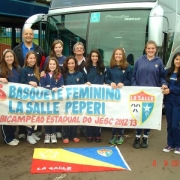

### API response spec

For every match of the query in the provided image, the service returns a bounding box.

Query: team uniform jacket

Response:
[40,73,64,90]
[106,65,132,85]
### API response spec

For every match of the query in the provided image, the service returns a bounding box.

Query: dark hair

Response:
[63,56,78,77]
[44,57,61,80]
[0,49,19,78]
[50,40,63,57]
[166,52,180,82]
[86,49,105,74]
[23,51,40,81]
[110,48,128,69]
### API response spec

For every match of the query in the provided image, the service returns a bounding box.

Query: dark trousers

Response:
[165,97,180,148]
[86,126,101,137]
[18,126,41,135]
[18,126,27,135]
[63,126,78,139]
[2,125,16,143]
[136,129,150,136]
[27,126,35,136]
[112,128,124,136]
[44,126,56,134]
[56,126,62,133]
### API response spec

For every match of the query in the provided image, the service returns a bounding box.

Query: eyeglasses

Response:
[75,47,83,50]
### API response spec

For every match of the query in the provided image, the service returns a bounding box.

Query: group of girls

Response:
[1,39,180,155]
[0,38,131,146]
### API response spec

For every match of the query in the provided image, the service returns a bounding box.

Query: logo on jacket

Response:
[97,149,112,157]
[129,91,155,125]
[155,64,158,68]
[76,78,79,82]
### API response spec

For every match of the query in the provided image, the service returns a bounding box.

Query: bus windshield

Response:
[46,10,150,65]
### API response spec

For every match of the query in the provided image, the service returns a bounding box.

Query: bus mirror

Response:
[148,5,164,47]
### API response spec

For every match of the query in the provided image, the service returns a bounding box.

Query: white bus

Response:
[24,0,180,67]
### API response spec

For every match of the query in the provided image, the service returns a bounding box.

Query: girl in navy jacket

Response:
[40,57,64,144]
[43,40,66,71]
[106,47,132,145]
[83,49,106,143]
[131,40,167,149]
[0,49,20,146]
[42,40,66,138]
[62,56,84,144]
[19,51,41,144]
[162,52,180,154]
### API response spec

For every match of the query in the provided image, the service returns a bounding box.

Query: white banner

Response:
[0,83,163,130]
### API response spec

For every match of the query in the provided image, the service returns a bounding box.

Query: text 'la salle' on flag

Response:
[31,147,131,174]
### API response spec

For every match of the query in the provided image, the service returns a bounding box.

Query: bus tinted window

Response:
[88,10,150,66]
[51,0,156,9]
[47,13,89,56]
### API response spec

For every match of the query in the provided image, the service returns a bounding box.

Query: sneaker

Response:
[95,137,101,143]
[32,133,40,141]
[27,135,37,144]
[163,146,174,152]
[44,134,50,144]
[116,136,124,145]
[133,137,141,149]
[56,132,62,138]
[35,131,42,137]
[174,148,180,154]
[87,137,93,142]
[51,134,57,143]
[73,138,80,143]
[63,138,69,144]
[18,134,26,139]
[13,139,20,143]
[108,136,117,145]
[7,140,18,146]
[141,137,148,148]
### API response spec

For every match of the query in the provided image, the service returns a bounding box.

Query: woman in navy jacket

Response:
[162,52,180,154]
[43,40,66,71]
[62,56,84,144]
[106,47,132,145]
[19,51,41,144]
[132,40,167,149]
[83,49,106,142]
[40,57,64,144]
[0,49,20,146]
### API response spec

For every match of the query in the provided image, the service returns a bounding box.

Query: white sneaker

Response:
[44,134,50,144]
[51,133,57,143]
[32,133,40,141]
[18,134,26,139]
[27,135,37,144]
[7,140,18,146]
[13,139,20,143]
[174,148,180,154]
[56,132,62,138]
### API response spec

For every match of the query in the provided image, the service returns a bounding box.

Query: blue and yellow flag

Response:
[31,146,131,174]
